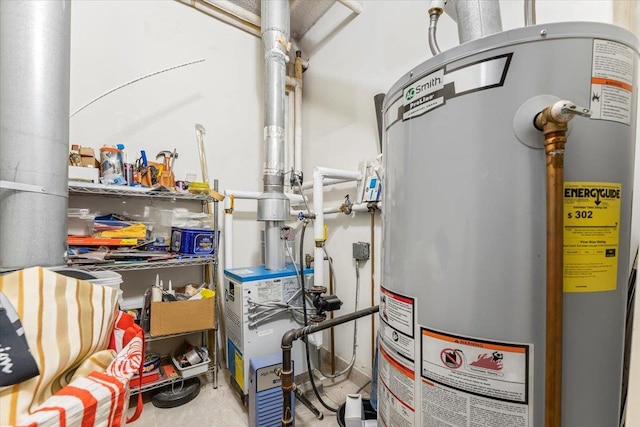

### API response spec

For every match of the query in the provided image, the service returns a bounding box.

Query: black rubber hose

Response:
[299,220,338,413]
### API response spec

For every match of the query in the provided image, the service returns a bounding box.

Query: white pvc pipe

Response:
[337,0,364,14]
[294,81,303,175]
[290,202,380,217]
[312,166,362,288]
[224,212,233,269]
[300,177,352,190]
[177,0,261,38]
[287,92,295,175]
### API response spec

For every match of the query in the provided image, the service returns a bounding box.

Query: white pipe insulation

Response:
[300,177,352,191]
[225,211,233,269]
[287,92,295,175]
[285,75,304,178]
[291,201,381,217]
[312,167,362,289]
[294,78,303,176]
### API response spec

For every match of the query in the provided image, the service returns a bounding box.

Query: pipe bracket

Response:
[0,180,46,194]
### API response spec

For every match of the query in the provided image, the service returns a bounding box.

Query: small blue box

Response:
[170,227,218,255]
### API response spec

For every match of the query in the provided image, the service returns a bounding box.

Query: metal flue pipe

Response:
[280,305,380,427]
[258,0,291,271]
[0,1,71,268]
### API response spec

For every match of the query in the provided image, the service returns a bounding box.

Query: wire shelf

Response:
[69,183,213,202]
[70,256,216,272]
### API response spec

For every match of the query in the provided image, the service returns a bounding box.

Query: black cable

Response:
[298,220,338,413]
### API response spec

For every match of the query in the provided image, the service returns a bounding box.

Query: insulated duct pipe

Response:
[0,1,71,269]
[280,305,379,427]
[258,0,291,271]
[293,52,304,180]
[451,0,502,44]
[534,100,591,427]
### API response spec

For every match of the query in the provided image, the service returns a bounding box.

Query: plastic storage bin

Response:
[68,208,95,236]
[172,355,210,379]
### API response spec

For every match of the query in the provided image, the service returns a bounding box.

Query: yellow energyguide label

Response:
[563,182,621,292]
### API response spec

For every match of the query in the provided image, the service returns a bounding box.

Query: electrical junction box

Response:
[249,353,294,427]
[353,242,370,261]
[224,264,313,397]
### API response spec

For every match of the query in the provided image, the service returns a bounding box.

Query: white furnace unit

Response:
[224,264,312,397]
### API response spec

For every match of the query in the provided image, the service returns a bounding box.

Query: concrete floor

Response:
[127,367,370,427]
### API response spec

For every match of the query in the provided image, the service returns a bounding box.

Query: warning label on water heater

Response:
[420,328,531,427]
[590,39,634,125]
[564,182,621,292]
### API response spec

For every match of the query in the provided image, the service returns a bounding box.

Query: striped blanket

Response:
[0,268,143,427]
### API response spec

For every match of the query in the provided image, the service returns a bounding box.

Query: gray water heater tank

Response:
[380,22,637,427]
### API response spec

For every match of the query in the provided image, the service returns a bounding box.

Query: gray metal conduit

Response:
[428,7,443,55]
[0,1,71,268]
[258,0,291,271]
[280,305,380,427]
[524,0,536,26]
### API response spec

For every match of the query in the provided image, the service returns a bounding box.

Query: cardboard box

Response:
[150,297,215,337]
[80,147,98,168]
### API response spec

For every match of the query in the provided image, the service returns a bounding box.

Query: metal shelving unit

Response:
[69,182,213,202]
[75,256,215,272]
[68,182,220,391]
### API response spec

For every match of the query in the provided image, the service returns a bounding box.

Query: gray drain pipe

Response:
[280,305,380,426]
[258,0,290,271]
[0,1,71,269]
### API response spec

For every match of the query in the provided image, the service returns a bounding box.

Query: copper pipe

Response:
[535,101,585,427]
[370,210,376,368]
[329,258,335,375]
[544,131,566,427]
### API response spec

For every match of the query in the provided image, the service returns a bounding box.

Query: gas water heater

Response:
[380,23,637,426]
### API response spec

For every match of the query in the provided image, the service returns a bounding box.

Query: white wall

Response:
[70,1,640,423]
[302,0,639,423]
[70,0,264,269]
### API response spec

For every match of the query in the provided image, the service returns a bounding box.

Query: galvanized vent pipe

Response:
[0,1,71,269]
[258,0,291,271]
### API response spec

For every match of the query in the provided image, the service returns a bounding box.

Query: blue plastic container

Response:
[170,227,217,255]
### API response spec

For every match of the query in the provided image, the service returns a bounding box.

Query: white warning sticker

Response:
[378,344,415,427]
[420,328,532,427]
[590,39,635,125]
[380,286,415,360]
[255,279,282,303]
